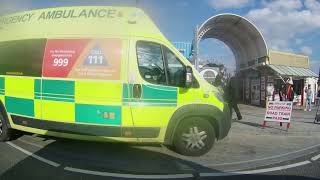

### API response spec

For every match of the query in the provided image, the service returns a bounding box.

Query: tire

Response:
[173,117,215,156]
[0,112,13,142]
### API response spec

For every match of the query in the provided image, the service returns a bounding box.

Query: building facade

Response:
[240,50,318,107]
[172,42,192,60]
[173,41,318,107]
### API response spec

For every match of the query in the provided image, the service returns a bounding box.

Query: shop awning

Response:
[268,64,317,77]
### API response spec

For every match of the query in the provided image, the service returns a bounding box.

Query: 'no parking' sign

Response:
[263,101,293,129]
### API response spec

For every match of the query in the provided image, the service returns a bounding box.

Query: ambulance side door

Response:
[127,38,186,141]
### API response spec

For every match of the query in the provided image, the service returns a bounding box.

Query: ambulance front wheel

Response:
[0,112,14,142]
[173,117,215,156]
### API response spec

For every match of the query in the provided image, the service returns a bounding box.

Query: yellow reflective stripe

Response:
[34,99,41,119]
[41,100,75,123]
[5,77,34,99]
[0,95,4,104]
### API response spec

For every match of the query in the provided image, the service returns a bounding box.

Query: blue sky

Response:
[1,0,320,73]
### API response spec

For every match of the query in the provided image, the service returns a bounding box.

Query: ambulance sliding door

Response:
[39,38,135,139]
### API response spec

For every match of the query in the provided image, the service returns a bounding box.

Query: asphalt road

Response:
[0,134,319,180]
[1,105,320,180]
[201,152,320,180]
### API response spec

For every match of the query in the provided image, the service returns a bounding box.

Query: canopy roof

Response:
[268,64,317,78]
[197,13,268,70]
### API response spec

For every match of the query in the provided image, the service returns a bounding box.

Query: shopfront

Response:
[240,50,318,107]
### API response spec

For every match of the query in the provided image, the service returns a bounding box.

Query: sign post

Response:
[262,101,293,130]
[193,25,199,71]
[318,68,320,86]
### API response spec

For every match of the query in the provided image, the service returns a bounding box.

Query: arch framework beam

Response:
[194,13,268,72]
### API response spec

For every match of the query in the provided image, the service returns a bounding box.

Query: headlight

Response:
[213,90,224,102]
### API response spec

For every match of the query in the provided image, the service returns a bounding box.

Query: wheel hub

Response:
[182,126,207,150]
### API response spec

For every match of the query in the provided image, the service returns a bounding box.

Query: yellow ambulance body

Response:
[0,6,231,156]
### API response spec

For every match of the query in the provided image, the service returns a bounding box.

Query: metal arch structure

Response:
[193,13,268,72]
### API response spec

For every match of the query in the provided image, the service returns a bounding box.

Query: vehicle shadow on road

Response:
[234,120,288,132]
[233,120,262,128]
[1,134,319,180]
[0,135,221,180]
[302,122,320,125]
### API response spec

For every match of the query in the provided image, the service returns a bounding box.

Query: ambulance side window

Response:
[0,39,46,77]
[136,41,167,85]
[163,47,186,87]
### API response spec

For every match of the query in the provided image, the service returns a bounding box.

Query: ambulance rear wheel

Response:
[0,112,13,142]
[173,117,215,156]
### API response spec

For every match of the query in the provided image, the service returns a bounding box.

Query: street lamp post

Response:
[193,25,200,71]
[318,67,320,85]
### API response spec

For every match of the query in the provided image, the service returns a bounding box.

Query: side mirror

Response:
[185,66,193,88]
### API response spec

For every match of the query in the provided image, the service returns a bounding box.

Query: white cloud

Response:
[300,46,313,55]
[208,0,252,9]
[246,0,320,52]
[263,0,302,11]
[305,0,320,12]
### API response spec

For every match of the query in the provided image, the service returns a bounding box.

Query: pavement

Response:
[0,104,320,179]
[170,104,320,171]
[232,104,320,136]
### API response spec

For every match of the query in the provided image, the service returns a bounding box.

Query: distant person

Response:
[279,85,286,101]
[286,78,294,101]
[305,84,313,111]
[273,89,280,101]
[214,66,226,89]
[317,85,320,105]
[266,84,274,102]
[289,86,295,101]
[225,76,242,120]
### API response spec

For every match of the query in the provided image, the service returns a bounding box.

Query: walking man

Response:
[286,77,295,101]
[226,76,242,120]
[305,84,313,111]
[214,65,226,89]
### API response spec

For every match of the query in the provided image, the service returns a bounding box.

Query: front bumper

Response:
[217,103,231,139]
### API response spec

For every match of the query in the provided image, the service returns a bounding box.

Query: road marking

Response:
[64,167,193,179]
[18,139,45,148]
[200,160,311,177]
[311,154,320,161]
[204,143,320,166]
[235,161,311,174]
[6,142,60,167]
[5,140,317,178]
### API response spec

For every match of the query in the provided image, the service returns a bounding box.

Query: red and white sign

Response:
[42,39,90,78]
[263,101,293,130]
[42,39,122,80]
[264,101,293,122]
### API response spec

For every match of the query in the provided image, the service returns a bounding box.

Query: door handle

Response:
[133,84,142,99]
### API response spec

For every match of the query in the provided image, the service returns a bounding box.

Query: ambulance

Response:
[0,6,231,156]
